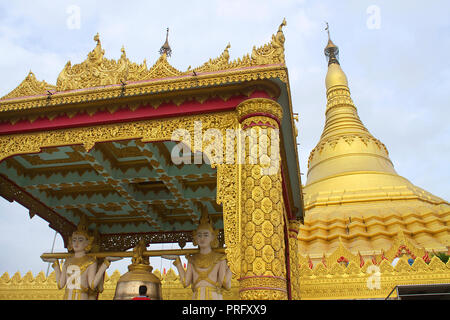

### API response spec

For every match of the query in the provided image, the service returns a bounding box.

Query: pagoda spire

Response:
[321,26,368,140]
[303,27,446,207]
[305,27,398,190]
[324,22,339,65]
[159,27,172,57]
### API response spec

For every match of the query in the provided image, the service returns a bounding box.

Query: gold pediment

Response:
[56,33,132,91]
[1,71,56,100]
[143,54,183,80]
[325,237,359,266]
[383,230,426,261]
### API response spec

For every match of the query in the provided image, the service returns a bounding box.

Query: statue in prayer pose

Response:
[163,211,232,300]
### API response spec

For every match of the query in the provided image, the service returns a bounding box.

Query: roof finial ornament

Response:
[324,22,339,65]
[279,17,287,33]
[159,27,172,57]
[325,22,331,41]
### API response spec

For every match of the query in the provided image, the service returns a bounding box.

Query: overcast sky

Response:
[0,0,449,277]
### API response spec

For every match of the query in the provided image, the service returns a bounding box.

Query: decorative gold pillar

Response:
[236,98,288,300]
[288,219,301,300]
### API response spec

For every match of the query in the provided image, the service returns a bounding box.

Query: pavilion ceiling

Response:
[0,139,221,249]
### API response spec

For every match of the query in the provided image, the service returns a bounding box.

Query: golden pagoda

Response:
[296,26,450,299]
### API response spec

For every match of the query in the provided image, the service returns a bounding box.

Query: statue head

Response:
[192,209,218,249]
[67,217,94,253]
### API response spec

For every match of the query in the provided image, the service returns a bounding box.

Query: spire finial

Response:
[94,32,100,44]
[324,22,339,65]
[159,27,172,57]
[325,22,330,41]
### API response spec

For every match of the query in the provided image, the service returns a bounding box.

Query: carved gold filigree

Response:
[383,230,427,262]
[239,276,287,300]
[141,53,183,80]
[1,71,56,100]
[251,18,286,66]
[236,98,283,122]
[192,43,231,73]
[325,236,360,266]
[288,219,301,299]
[57,33,131,91]
[297,230,450,299]
[1,19,288,104]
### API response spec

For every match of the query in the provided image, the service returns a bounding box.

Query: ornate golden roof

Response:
[1,19,288,100]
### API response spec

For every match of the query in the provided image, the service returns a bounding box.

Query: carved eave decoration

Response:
[0,19,288,114]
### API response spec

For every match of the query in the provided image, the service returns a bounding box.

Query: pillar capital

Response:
[236,98,283,125]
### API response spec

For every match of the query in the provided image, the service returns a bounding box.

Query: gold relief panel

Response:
[271,259,284,278]
[244,221,256,239]
[270,209,282,227]
[244,199,255,213]
[252,233,265,251]
[261,221,274,238]
[239,275,287,300]
[262,245,275,263]
[260,197,273,214]
[236,98,283,123]
[252,257,266,275]
[269,188,280,203]
[251,186,264,203]
[250,165,262,180]
[252,209,265,226]
[271,234,282,251]
[260,175,272,191]
[244,246,256,264]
